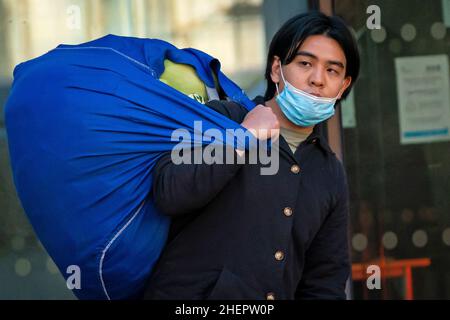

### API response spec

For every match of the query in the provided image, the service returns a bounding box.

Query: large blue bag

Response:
[4,35,256,300]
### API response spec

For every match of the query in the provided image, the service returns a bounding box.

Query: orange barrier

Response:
[352,258,431,300]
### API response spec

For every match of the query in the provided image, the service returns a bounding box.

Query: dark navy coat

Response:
[144,97,350,300]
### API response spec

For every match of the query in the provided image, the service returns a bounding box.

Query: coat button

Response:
[290,164,300,174]
[311,138,318,144]
[266,292,276,300]
[274,250,285,261]
[283,207,293,217]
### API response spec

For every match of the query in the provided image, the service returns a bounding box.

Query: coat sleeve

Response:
[151,100,249,216]
[295,162,351,300]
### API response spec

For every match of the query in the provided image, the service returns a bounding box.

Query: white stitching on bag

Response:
[99,200,146,300]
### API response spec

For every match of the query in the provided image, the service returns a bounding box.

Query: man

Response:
[144,11,360,300]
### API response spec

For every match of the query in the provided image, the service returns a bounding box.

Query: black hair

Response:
[264,11,360,101]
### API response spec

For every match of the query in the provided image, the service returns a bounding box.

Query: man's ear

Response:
[337,76,352,99]
[270,56,281,84]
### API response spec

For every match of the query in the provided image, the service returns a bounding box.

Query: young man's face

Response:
[271,34,352,99]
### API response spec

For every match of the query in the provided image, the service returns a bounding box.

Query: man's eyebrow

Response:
[296,51,317,59]
[295,51,345,69]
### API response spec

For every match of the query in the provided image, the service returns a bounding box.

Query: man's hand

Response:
[241,104,280,141]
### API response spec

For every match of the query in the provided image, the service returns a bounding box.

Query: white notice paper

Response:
[395,54,450,144]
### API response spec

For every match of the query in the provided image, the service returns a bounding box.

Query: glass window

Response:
[336,0,450,299]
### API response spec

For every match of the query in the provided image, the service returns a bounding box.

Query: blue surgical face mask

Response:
[275,65,342,127]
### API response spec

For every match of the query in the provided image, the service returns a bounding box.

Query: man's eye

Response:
[327,68,338,74]
[300,61,311,67]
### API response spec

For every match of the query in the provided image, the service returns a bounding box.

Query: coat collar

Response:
[253,96,334,157]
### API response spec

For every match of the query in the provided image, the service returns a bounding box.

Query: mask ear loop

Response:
[275,61,286,96]
[334,79,347,100]
[279,62,287,84]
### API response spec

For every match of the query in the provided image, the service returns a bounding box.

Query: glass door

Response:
[336,0,450,299]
